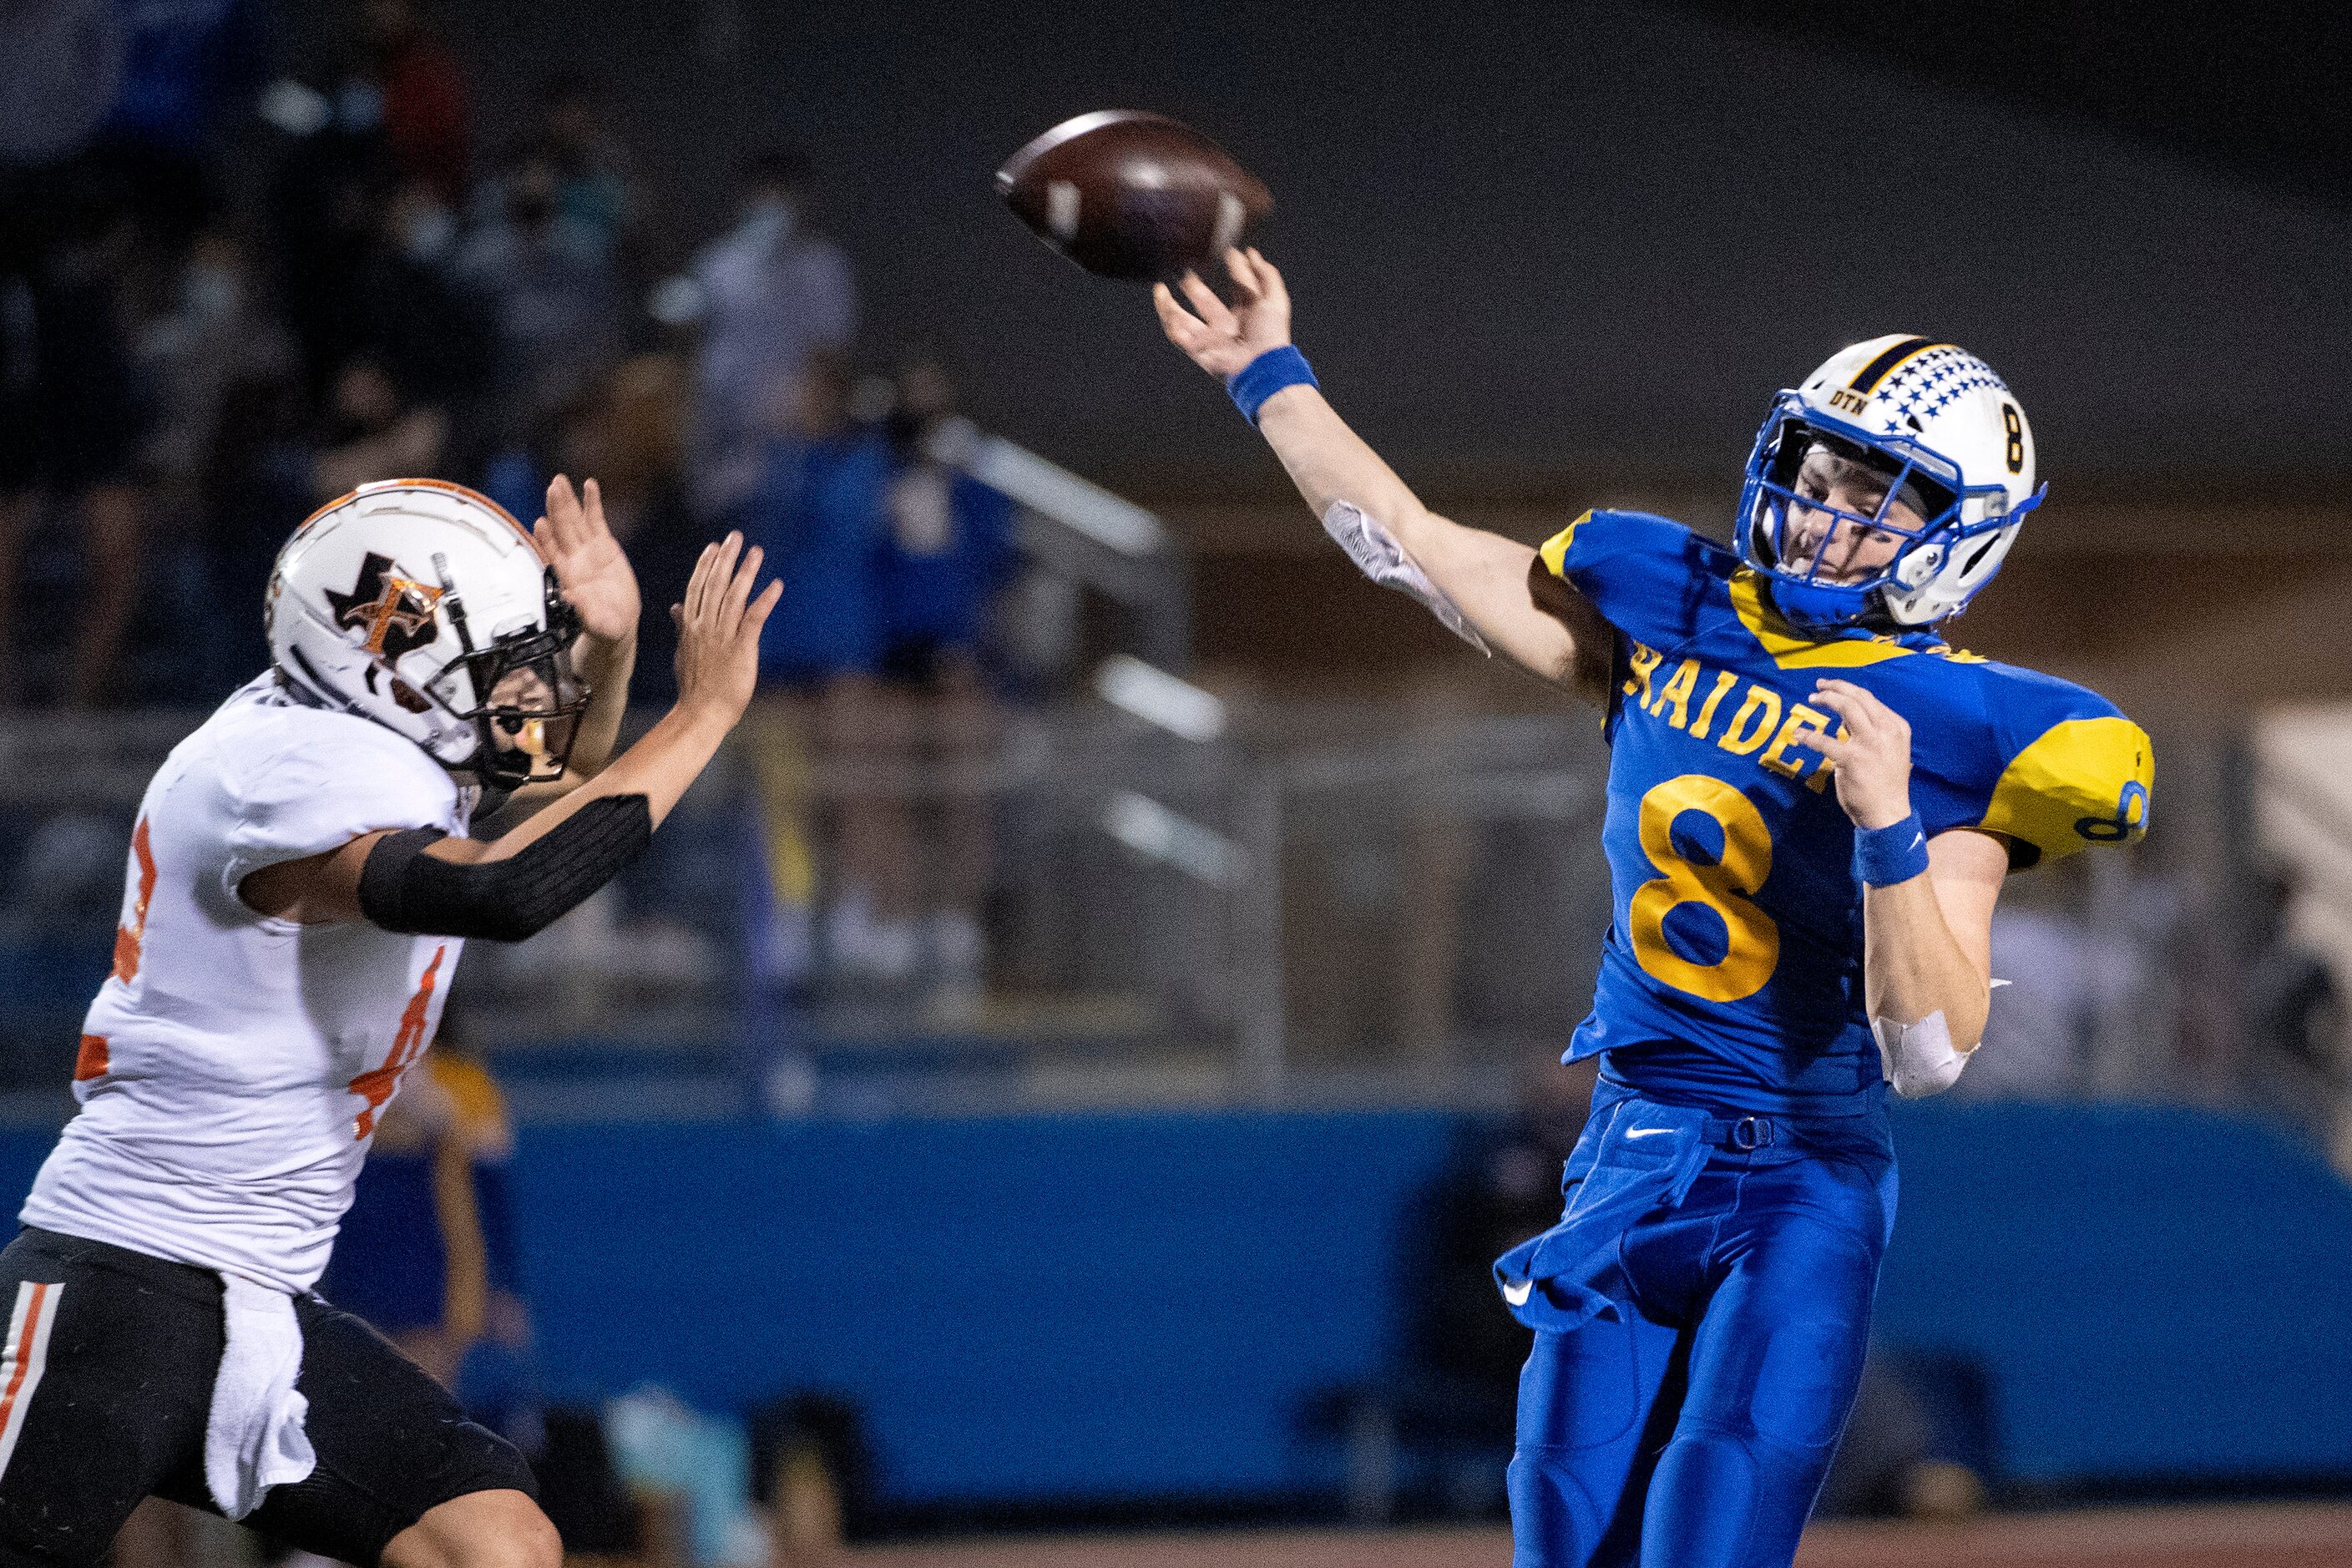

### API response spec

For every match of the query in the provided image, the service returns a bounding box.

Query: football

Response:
[995,110,1272,281]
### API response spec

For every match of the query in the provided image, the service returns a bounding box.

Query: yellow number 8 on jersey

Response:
[1628,775,1779,1003]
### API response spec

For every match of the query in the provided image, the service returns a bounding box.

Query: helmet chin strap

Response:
[1768,575,1885,634]
[432,551,477,660]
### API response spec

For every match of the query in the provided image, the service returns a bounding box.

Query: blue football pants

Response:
[1508,1148,1893,1568]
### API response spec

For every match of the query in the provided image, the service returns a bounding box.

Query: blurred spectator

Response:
[134,229,289,496]
[1307,1056,1593,1520]
[104,0,268,164]
[0,1,127,171]
[748,1393,873,1561]
[604,1386,768,1568]
[1961,857,2149,1100]
[264,0,474,406]
[744,356,887,686]
[534,1405,647,1562]
[201,364,317,670]
[2240,867,2348,1147]
[348,176,493,416]
[355,0,471,205]
[480,353,707,699]
[1966,905,2099,1098]
[264,91,400,402]
[454,143,623,452]
[871,354,1017,996]
[314,351,446,499]
[584,354,704,700]
[0,159,152,706]
[736,353,904,987]
[876,356,1015,671]
[1815,1351,1991,1520]
[99,0,268,264]
[126,225,293,694]
[666,148,855,519]
[530,72,639,269]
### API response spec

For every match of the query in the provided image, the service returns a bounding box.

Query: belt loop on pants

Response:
[1702,1114,1775,1151]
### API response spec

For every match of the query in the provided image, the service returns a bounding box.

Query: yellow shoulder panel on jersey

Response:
[1537,511,1592,579]
[1727,572,1917,670]
[1976,716,2153,865]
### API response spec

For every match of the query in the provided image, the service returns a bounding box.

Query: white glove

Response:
[1321,501,1490,655]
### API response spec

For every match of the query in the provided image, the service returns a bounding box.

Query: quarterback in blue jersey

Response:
[1154,251,2150,1568]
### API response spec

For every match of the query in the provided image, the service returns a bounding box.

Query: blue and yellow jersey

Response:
[1543,510,2152,1115]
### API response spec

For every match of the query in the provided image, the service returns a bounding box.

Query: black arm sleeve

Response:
[357,795,655,943]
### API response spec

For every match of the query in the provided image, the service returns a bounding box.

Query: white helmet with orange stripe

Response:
[266,479,588,788]
[1737,335,2046,631]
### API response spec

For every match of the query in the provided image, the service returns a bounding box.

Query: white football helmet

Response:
[1735,336,2045,630]
[266,478,588,788]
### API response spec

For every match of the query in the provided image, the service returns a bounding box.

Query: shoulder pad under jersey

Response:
[1967,668,2152,868]
[1538,510,1735,652]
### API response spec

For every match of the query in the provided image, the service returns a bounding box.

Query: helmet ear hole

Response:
[1960,537,2000,578]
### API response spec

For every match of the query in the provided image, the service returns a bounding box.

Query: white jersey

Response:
[23,674,473,1293]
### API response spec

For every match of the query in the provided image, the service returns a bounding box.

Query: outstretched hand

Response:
[671,531,781,726]
[1153,246,1293,379]
[538,475,641,645]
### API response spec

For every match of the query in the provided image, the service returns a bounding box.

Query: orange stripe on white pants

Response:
[0,1282,60,1482]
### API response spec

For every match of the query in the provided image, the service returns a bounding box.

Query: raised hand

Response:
[671,532,781,726]
[1792,678,1914,831]
[1152,246,1293,379]
[537,475,641,645]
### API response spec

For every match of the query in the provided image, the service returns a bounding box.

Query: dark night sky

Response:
[404,0,2348,495]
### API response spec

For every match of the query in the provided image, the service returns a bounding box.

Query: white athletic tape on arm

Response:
[1322,502,1491,655]
[1872,1009,1969,1099]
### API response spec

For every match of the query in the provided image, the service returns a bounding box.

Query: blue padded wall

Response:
[504,1110,1463,1502]
[0,1096,2346,1502]
[1875,1100,2352,1484]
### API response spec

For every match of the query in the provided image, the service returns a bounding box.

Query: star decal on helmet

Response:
[324,552,445,659]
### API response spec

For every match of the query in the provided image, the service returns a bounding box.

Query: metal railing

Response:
[0,698,2289,1130]
[930,417,1191,674]
[0,697,1614,1116]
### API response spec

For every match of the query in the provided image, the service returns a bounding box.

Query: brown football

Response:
[995,110,1272,281]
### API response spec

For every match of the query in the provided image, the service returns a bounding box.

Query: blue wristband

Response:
[1227,346,1318,424]
[1853,810,1930,887]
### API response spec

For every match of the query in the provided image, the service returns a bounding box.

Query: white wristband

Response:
[1321,501,1491,655]
[1872,1009,1970,1099]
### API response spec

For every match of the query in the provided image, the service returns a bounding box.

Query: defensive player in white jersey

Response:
[0,477,780,1568]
